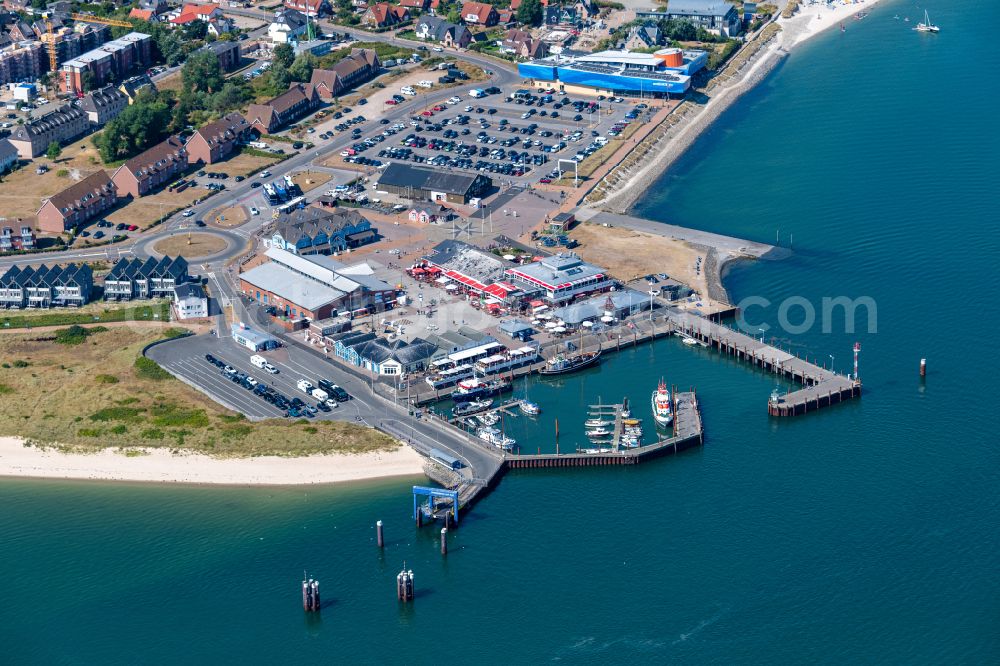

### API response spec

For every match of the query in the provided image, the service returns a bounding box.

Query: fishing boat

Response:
[651,379,673,427]
[914,10,939,32]
[451,377,512,403]
[539,345,601,376]
[520,400,540,416]
[452,399,493,417]
[477,427,516,451]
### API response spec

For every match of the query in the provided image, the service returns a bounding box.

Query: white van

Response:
[311,388,329,402]
[417,80,433,88]
[263,362,278,374]
[401,86,416,96]
[250,354,267,369]
[297,379,314,393]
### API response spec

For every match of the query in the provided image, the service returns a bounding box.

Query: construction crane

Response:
[43,12,135,76]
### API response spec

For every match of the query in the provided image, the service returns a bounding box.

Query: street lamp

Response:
[829,354,835,374]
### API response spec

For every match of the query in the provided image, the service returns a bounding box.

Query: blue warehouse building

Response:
[518,48,708,97]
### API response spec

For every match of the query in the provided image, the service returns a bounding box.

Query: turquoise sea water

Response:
[3,2,998,662]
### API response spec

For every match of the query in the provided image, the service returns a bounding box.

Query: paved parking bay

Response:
[149,333,375,423]
[346,88,653,187]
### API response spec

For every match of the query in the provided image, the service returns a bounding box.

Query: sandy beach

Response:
[0,437,425,485]
[783,0,885,48]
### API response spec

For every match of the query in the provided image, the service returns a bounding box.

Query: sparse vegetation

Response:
[0,300,171,329]
[54,325,108,345]
[0,328,395,456]
[134,356,172,381]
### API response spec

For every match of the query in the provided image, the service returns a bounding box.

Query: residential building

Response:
[377,162,491,204]
[0,41,44,86]
[111,136,188,198]
[399,0,428,10]
[200,39,241,72]
[206,16,234,36]
[362,2,409,28]
[496,8,515,25]
[172,282,208,319]
[268,9,308,44]
[637,0,742,37]
[267,207,376,255]
[7,104,89,159]
[500,28,548,59]
[36,170,118,233]
[0,263,93,308]
[624,23,660,50]
[59,31,153,94]
[103,255,190,300]
[309,48,380,100]
[0,225,34,252]
[245,83,319,133]
[408,204,453,224]
[460,1,498,26]
[414,16,472,48]
[7,20,34,42]
[185,112,249,164]
[239,246,395,321]
[79,85,128,125]
[0,137,18,172]
[128,8,158,22]
[169,3,225,26]
[505,252,614,305]
[118,74,156,104]
[283,0,329,17]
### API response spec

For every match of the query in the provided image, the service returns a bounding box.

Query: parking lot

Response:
[341,87,655,187]
[149,334,375,422]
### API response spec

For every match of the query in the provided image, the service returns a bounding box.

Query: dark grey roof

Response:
[79,85,127,114]
[173,283,202,299]
[379,163,483,196]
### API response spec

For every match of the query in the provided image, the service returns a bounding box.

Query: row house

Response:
[36,170,118,233]
[283,0,330,17]
[267,207,376,255]
[185,112,249,165]
[111,135,188,198]
[79,85,128,125]
[0,137,18,172]
[103,255,190,301]
[0,225,34,252]
[362,3,409,28]
[0,263,93,308]
[245,83,319,134]
[7,104,89,159]
[309,48,380,100]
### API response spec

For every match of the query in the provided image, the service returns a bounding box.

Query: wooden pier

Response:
[505,391,703,468]
[666,310,861,416]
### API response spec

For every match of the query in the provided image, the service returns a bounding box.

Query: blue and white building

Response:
[518,48,708,97]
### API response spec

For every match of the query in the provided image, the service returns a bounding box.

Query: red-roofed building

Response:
[460,1,498,26]
[283,0,330,17]
[362,2,410,27]
[170,3,224,25]
[128,8,157,21]
[399,0,429,9]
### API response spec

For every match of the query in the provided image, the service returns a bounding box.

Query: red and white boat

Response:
[651,379,673,427]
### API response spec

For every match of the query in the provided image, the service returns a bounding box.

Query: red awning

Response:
[445,270,487,292]
[425,266,442,273]
[484,283,512,299]
[529,299,545,308]
[411,267,425,274]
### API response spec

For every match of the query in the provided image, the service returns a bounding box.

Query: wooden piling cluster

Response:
[397,568,414,601]
[302,576,321,612]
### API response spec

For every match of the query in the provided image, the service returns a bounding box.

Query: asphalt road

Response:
[149,333,505,479]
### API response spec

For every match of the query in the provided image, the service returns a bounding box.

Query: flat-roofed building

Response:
[59,32,153,95]
[504,252,614,305]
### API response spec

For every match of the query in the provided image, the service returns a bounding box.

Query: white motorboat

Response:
[652,379,674,427]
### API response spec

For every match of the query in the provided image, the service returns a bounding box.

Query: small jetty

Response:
[666,310,861,416]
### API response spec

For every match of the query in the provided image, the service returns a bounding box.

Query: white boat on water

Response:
[584,418,611,428]
[914,9,939,32]
[682,337,698,346]
[652,379,674,427]
[477,426,516,451]
[520,400,540,416]
[480,411,500,426]
[586,427,612,438]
